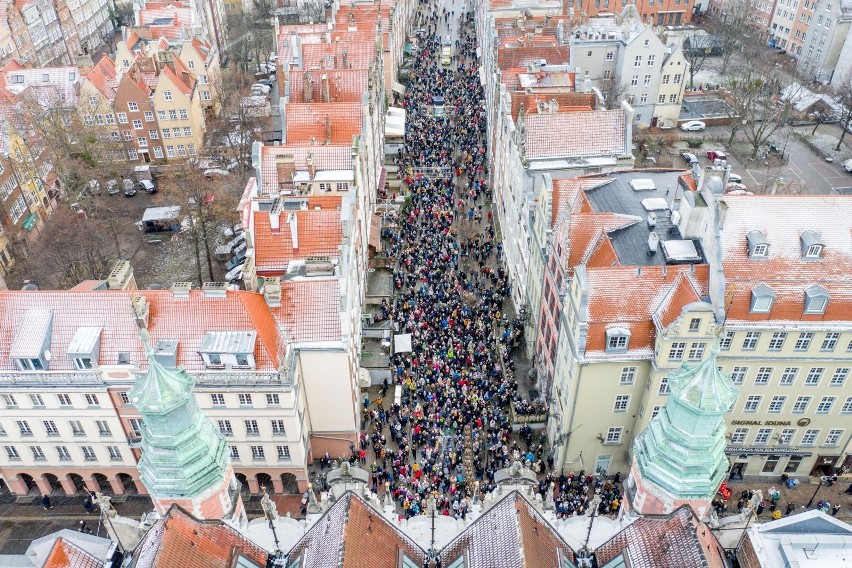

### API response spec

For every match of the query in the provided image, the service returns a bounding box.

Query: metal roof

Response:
[9,308,53,359]
[199,330,258,354]
[66,326,102,355]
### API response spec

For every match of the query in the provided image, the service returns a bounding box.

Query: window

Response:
[821,332,839,351]
[743,395,762,413]
[144,111,154,122]
[674,74,682,84]
[688,318,701,332]
[634,55,642,67]
[662,74,671,84]
[768,332,787,351]
[85,394,99,406]
[179,109,188,120]
[754,367,773,385]
[129,148,139,161]
[128,101,138,112]
[804,367,824,386]
[803,289,827,314]
[752,243,768,257]
[768,395,786,413]
[123,131,132,141]
[117,112,127,124]
[658,377,670,395]
[119,392,130,405]
[95,420,111,436]
[251,445,265,460]
[817,396,835,414]
[164,90,173,101]
[720,331,734,350]
[266,393,280,405]
[183,127,192,137]
[825,429,844,446]
[806,244,822,258]
[137,137,147,147]
[106,113,116,124]
[56,446,71,460]
[128,419,144,437]
[801,429,820,446]
[657,94,666,104]
[613,395,630,412]
[70,420,85,436]
[245,420,259,436]
[187,60,195,69]
[82,446,97,461]
[238,393,253,406]
[754,428,772,444]
[202,90,211,101]
[669,342,686,360]
[750,285,775,313]
[742,332,760,350]
[57,394,72,406]
[157,110,167,120]
[149,129,160,140]
[218,420,233,436]
[178,145,186,156]
[5,446,20,460]
[630,75,638,86]
[17,420,32,436]
[830,368,849,387]
[162,128,172,139]
[168,110,177,121]
[729,366,748,385]
[606,331,629,352]
[731,427,748,444]
[792,396,811,413]
[229,446,239,460]
[605,427,623,444]
[606,51,614,60]
[153,146,164,159]
[108,446,122,461]
[762,455,781,473]
[234,354,250,368]
[166,146,175,157]
[272,420,286,435]
[211,393,225,406]
[30,394,44,407]
[620,367,636,385]
[651,405,661,418]
[779,428,795,445]
[688,342,706,361]
[779,367,798,386]
[643,74,651,86]
[277,445,292,460]
[132,119,143,130]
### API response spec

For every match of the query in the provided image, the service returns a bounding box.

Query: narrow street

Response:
[356,0,533,518]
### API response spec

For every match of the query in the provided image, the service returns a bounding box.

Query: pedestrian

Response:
[42,494,52,510]
[757,500,765,515]
[83,493,94,514]
[785,502,795,516]
[831,504,841,516]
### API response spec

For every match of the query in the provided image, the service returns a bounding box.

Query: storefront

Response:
[725,447,813,480]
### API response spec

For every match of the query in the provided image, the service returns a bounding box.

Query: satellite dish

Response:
[44,350,52,361]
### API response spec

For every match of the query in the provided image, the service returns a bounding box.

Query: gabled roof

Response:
[286,492,426,568]
[496,46,570,71]
[439,491,575,568]
[511,92,596,121]
[84,55,118,102]
[252,209,343,274]
[42,538,104,568]
[130,504,268,568]
[258,144,353,196]
[271,278,342,343]
[595,506,727,568]
[301,42,375,71]
[719,195,852,324]
[760,509,852,535]
[288,68,368,104]
[284,102,363,144]
[524,109,625,159]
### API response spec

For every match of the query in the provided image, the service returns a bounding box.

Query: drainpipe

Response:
[559,361,585,472]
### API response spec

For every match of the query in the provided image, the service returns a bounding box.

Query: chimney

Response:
[289,212,299,249]
[307,152,315,178]
[342,51,349,68]
[107,259,137,290]
[201,281,228,298]
[333,54,337,69]
[153,339,179,368]
[324,115,332,144]
[170,282,192,297]
[647,232,659,255]
[303,70,313,102]
[262,277,282,308]
[321,73,331,102]
[621,100,634,156]
[131,295,150,328]
[269,197,283,232]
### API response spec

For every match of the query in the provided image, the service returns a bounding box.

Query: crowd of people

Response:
[345,0,622,521]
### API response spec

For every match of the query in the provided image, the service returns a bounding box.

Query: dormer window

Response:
[804,285,829,314]
[800,230,824,259]
[67,326,102,371]
[200,331,257,370]
[606,327,631,353]
[750,284,776,313]
[746,230,769,258]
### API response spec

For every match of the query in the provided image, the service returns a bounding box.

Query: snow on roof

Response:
[524,110,626,160]
[142,206,181,222]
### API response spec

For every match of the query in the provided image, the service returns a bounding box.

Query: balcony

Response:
[0,371,103,385]
[194,371,290,388]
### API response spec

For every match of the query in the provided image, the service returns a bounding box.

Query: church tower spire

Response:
[130,330,245,523]
[625,344,739,519]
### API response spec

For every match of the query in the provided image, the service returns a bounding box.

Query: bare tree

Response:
[832,69,852,151]
[706,0,753,76]
[205,67,264,171]
[598,74,629,110]
[724,64,793,158]
[683,32,714,90]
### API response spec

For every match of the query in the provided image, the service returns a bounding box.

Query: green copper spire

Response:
[630,345,740,503]
[130,330,230,500]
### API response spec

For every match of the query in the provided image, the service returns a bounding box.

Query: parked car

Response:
[225,233,246,253]
[204,168,230,179]
[251,83,271,94]
[107,179,119,195]
[257,78,274,88]
[441,46,451,66]
[844,159,852,173]
[231,241,247,258]
[706,150,727,161]
[728,173,743,184]
[680,152,699,165]
[139,179,157,194]
[123,178,136,197]
[225,253,246,272]
[225,262,245,282]
[680,120,706,132]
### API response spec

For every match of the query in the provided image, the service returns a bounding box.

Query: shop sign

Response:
[724,446,812,456]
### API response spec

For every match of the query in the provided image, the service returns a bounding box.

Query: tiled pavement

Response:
[720,476,852,521]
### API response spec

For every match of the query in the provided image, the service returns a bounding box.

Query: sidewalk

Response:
[720,476,852,522]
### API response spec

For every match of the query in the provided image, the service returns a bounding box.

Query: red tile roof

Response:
[43,538,104,568]
[302,42,375,71]
[284,102,363,144]
[252,209,343,274]
[511,92,596,121]
[718,195,852,324]
[258,144,353,196]
[497,46,569,71]
[85,55,118,102]
[271,278,342,343]
[525,109,626,159]
[595,506,726,568]
[288,68,368,104]
[130,504,268,568]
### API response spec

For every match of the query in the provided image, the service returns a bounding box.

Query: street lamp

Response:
[806,476,825,508]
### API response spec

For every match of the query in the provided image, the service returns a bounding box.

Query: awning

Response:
[392,81,406,94]
[394,333,412,353]
[377,167,387,191]
[369,213,383,253]
[21,212,38,231]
